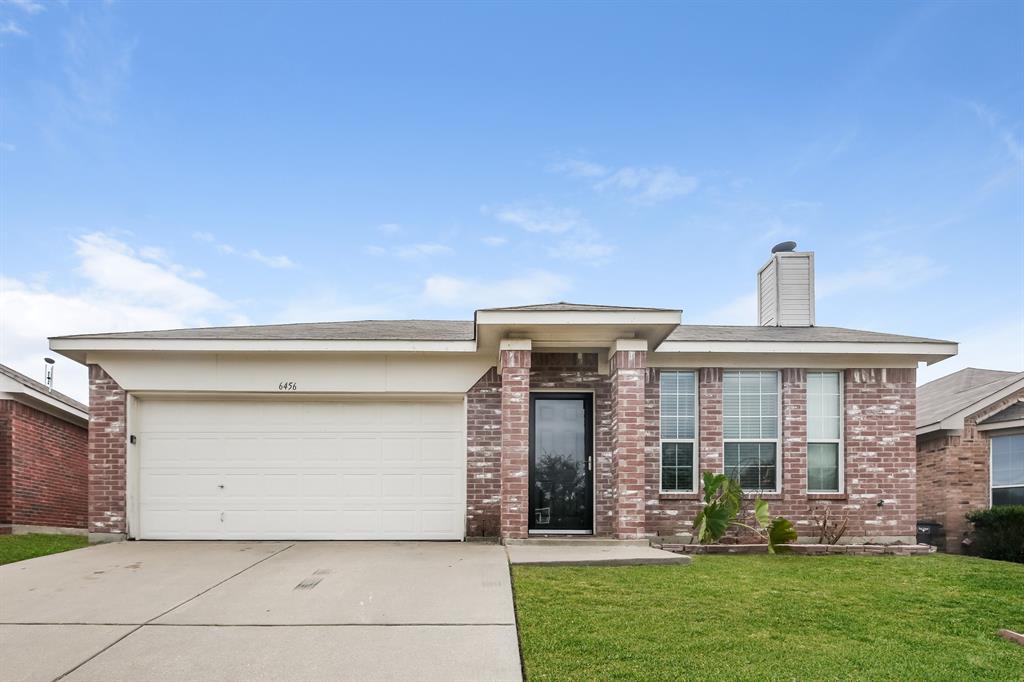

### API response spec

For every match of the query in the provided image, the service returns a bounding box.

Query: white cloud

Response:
[486,205,582,233]
[3,0,45,14]
[595,166,698,203]
[0,233,238,401]
[0,19,26,35]
[917,318,1024,386]
[192,232,295,269]
[549,158,699,204]
[816,254,945,298]
[421,271,570,309]
[364,243,453,259]
[690,291,758,325]
[481,236,507,247]
[547,238,614,264]
[377,223,403,234]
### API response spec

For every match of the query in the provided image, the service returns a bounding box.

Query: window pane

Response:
[808,442,840,492]
[660,371,696,442]
[723,370,779,439]
[724,442,777,491]
[807,371,842,441]
[661,442,694,491]
[992,486,1024,506]
[992,435,1024,487]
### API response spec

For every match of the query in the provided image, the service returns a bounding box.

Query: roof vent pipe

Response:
[44,357,55,391]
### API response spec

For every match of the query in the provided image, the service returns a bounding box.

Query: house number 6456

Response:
[278,381,298,391]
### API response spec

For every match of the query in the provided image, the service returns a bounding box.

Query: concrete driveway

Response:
[0,541,521,682]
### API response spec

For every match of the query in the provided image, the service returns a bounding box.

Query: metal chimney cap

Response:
[44,357,55,364]
[771,241,797,253]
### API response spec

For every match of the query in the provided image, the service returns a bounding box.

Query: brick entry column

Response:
[610,340,647,539]
[499,340,531,539]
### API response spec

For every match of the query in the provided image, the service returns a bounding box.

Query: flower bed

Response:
[652,542,936,556]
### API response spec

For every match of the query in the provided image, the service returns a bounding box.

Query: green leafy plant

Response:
[692,471,797,553]
[964,505,1024,563]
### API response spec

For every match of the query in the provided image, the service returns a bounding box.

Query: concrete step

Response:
[503,537,651,547]
[506,544,691,567]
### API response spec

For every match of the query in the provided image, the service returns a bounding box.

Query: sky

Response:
[1,0,1022,402]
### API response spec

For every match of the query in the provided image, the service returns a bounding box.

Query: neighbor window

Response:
[991,433,1024,506]
[660,371,697,492]
[723,370,779,492]
[806,371,843,493]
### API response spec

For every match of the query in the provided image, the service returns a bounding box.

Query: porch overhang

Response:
[475,308,682,352]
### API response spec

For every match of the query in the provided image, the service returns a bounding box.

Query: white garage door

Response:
[136,398,465,540]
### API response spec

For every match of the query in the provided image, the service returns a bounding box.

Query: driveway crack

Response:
[52,543,296,681]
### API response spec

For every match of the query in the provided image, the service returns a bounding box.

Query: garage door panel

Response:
[137,399,464,540]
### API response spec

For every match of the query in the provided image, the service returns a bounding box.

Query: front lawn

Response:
[513,554,1024,681]
[0,533,88,565]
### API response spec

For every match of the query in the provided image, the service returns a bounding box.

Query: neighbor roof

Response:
[0,363,88,413]
[50,320,476,342]
[917,367,1024,430]
[664,325,953,344]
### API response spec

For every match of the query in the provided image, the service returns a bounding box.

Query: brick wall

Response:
[610,349,647,538]
[499,349,531,539]
[466,367,501,536]
[646,367,918,542]
[915,388,1023,553]
[88,365,128,537]
[0,399,88,531]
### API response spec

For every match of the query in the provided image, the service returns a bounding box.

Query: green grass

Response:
[512,554,1024,681]
[0,533,88,565]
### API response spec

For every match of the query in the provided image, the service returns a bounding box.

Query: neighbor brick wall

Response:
[915,387,1024,553]
[0,400,88,530]
[645,367,918,542]
[88,365,128,536]
[466,367,501,537]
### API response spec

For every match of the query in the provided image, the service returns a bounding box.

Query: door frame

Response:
[528,391,595,535]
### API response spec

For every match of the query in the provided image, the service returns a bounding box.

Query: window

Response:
[660,371,697,492]
[807,371,843,492]
[723,370,779,492]
[991,434,1024,506]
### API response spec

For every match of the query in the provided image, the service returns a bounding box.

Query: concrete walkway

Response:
[0,542,521,682]
[506,541,691,566]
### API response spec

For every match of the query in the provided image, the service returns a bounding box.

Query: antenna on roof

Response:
[771,241,797,253]
[44,357,55,392]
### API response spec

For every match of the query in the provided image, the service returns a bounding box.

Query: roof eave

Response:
[653,340,958,361]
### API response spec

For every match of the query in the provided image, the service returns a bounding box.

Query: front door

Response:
[529,393,593,533]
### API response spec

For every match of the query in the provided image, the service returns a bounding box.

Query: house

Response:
[49,246,957,543]
[0,363,90,535]
[916,368,1024,552]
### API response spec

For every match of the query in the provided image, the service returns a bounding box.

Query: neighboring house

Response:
[0,363,89,535]
[49,247,957,544]
[916,368,1024,552]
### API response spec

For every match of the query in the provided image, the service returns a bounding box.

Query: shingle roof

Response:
[979,400,1024,425]
[0,363,88,413]
[477,302,680,312]
[51,320,476,342]
[664,325,953,344]
[917,368,1024,428]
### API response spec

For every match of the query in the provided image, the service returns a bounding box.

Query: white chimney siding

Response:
[757,251,815,327]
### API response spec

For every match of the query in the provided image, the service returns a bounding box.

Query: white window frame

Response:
[722,369,781,494]
[990,430,1024,507]
[659,370,699,493]
[806,370,845,493]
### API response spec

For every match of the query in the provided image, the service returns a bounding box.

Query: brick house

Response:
[49,246,956,543]
[916,368,1024,553]
[0,363,89,535]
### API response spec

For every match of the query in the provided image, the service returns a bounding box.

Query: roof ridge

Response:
[0,363,88,413]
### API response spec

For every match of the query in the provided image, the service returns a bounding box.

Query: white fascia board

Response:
[0,382,88,424]
[654,340,957,363]
[476,310,681,326]
[613,338,648,352]
[936,377,1024,432]
[49,337,479,360]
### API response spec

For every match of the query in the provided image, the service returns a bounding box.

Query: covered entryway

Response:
[135,398,465,540]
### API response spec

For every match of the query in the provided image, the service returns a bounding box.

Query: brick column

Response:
[88,364,127,542]
[782,368,807,497]
[699,368,724,480]
[499,341,531,540]
[610,340,647,539]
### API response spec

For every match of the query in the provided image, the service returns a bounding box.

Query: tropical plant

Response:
[692,471,797,553]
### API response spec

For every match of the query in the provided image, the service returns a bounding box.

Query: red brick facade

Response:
[916,388,1024,553]
[0,399,88,532]
[88,364,128,537]
[468,362,918,541]
[499,349,531,539]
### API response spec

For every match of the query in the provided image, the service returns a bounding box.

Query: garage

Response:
[135,397,465,540]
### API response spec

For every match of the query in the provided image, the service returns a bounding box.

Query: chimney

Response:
[758,242,815,327]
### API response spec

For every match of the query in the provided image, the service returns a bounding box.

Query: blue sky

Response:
[1,0,1022,400]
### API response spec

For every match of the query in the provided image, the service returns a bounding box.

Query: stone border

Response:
[653,542,936,556]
